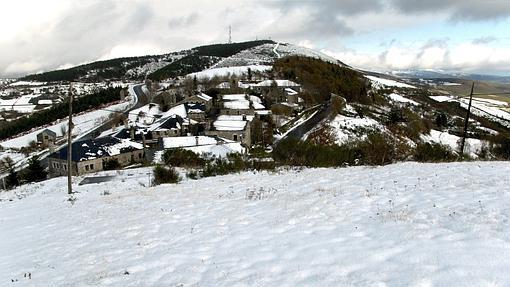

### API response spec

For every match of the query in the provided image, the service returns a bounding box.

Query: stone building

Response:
[48,137,144,176]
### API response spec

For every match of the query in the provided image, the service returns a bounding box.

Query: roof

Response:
[38,129,57,137]
[185,103,206,113]
[213,115,253,131]
[197,92,212,101]
[113,128,153,141]
[222,94,265,110]
[149,115,183,132]
[285,88,299,96]
[161,136,220,149]
[50,137,143,162]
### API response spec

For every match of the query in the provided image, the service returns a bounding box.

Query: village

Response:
[46,73,304,176]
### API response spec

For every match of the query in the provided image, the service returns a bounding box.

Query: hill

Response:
[1,162,510,285]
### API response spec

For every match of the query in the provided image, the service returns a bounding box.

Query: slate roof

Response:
[49,136,143,162]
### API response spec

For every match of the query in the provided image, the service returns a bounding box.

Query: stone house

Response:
[205,115,252,146]
[36,129,57,146]
[48,137,144,176]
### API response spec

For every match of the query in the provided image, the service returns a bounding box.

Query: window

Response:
[138,153,142,159]
[90,164,94,170]
[85,165,89,171]
[233,134,238,141]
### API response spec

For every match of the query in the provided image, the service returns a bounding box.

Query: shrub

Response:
[490,135,510,160]
[153,165,180,185]
[356,132,398,165]
[273,138,360,167]
[163,148,205,167]
[103,158,121,170]
[414,142,456,162]
[201,153,248,177]
[21,156,47,183]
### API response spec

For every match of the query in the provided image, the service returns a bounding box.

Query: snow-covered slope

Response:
[2,162,510,286]
[214,43,346,68]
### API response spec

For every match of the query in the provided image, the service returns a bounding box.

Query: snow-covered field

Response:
[366,75,416,89]
[2,162,510,286]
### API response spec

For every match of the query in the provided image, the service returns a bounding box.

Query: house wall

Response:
[205,126,251,146]
[48,149,145,176]
[48,158,78,176]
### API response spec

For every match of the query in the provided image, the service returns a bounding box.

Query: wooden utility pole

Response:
[460,82,475,156]
[67,83,74,195]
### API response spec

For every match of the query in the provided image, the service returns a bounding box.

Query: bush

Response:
[201,153,248,177]
[153,165,180,185]
[163,148,205,167]
[414,142,456,162]
[356,132,398,165]
[21,156,47,183]
[273,138,360,167]
[490,135,510,159]
[103,158,121,170]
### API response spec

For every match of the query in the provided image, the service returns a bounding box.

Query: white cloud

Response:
[324,40,510,73]
[1,0,509,77]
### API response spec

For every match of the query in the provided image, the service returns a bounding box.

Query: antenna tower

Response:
[229,26,232,44]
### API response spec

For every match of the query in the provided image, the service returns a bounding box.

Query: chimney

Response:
[195,136,199,146]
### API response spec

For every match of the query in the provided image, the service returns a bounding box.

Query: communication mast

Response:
[228,25,232,44]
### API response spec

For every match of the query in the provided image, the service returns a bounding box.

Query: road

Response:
[275,98,333,146]
[0,84,147,186]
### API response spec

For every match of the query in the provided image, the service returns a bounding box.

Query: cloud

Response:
[1,0,509,77]
[168,13,199,28]
[389,0,510,21]
[323,40,510,73]
[472,36,497,45]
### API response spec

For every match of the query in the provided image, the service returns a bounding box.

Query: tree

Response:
[247,67,252,81]
[6,169,19,188]
[23,156,47,183]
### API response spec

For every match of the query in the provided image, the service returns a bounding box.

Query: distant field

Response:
[433,79,510,105]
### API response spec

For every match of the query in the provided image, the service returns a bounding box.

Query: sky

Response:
[1,0,510,77]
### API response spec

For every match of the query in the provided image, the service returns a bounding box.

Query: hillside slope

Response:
[1,162,510,286]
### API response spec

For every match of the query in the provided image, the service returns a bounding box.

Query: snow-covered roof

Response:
[222,94,265,110]
[50,137,143,162]
[285,88,298,96]
[197,93,212,101]
[161,136,221,149]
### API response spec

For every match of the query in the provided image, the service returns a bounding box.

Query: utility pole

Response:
[228,25,232,44]
[459,82,475,157]
[67,83,74,195]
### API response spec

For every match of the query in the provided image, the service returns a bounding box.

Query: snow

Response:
[213,120,247,131]
[0,98,133,149]
[329,113,384,144]
[430,95,456,102]
[161,136,220,149]
[2,162,510,285]
[105,139,143,157]
[128,103,162,126]
[421,130,484,157]
[187,65,272,79]
[37,100,52,105]
[442,82,462,86]
[184,142,245,158]
[253,79,300,87]
[8,81,46,87]
[222,94,264,110]
[387,93,420,106]
[197,92,212,102]
[366,75,416,89]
